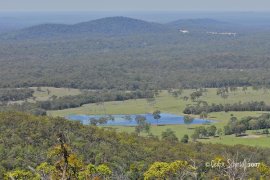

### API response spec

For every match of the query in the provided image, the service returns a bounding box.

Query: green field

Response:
[7,87,82,104]
[47,87,270,147]
[31,87,82,101]
[49,87,270,115]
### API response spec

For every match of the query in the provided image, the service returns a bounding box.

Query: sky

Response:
[1,0,270,11]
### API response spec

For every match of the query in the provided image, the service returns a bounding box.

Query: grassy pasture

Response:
[46,87,270,147]
[48,87,270,118]
[6,87,82,104]
[30,87,82,101]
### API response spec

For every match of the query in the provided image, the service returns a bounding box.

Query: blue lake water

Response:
[67,113,214,126]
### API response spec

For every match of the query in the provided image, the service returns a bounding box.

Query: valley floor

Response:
[42,87,270,147]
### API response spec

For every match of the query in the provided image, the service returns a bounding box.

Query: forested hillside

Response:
[0,112,270,179]
[0,17,270,90]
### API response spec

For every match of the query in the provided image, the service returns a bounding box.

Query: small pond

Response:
[67,113,214,126]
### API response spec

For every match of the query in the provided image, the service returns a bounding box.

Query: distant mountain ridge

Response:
[72,16,171,34]
[4,16,174,40]
[0,16,242,40]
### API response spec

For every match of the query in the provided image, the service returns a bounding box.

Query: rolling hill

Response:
[3,16,174,40]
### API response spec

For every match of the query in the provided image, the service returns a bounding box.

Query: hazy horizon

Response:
[1,0,270,11]
[1,11,270,25]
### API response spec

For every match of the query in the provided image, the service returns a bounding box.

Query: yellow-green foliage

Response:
[48,144,84,179]
[258,163,270,178]
[5,163,112,180]
[144,160,196,180]
[78,164,112,180]
[5,145,112,180]
[96,164,112,177]
[35,162,56,179]
[4,170,38,180]
[144,162,170,180]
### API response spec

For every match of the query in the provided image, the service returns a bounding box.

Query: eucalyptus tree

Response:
[181,134,189,143]
[229,86,237,95]
[242,86,248,94]
[182,96,189,101]
[135,115,151,135]
[184,115,194,129]
[190,91,202,102]
[161,128,178,143]
[152,110,161,126]
[200,111,208,123]
[217,87,229,104]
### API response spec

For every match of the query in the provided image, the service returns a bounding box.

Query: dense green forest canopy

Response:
[0,112,270,179]
[0,17,270,90]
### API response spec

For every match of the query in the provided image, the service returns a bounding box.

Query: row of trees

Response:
[224,114,270,136]
[0,90,155,116]
[0,102,47,116]
[191,125,222,141]
[89,116,114,126]
[39,90,154,110]
[89,111,160,134]
[0,88,34,102]
[183,101,270,115]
